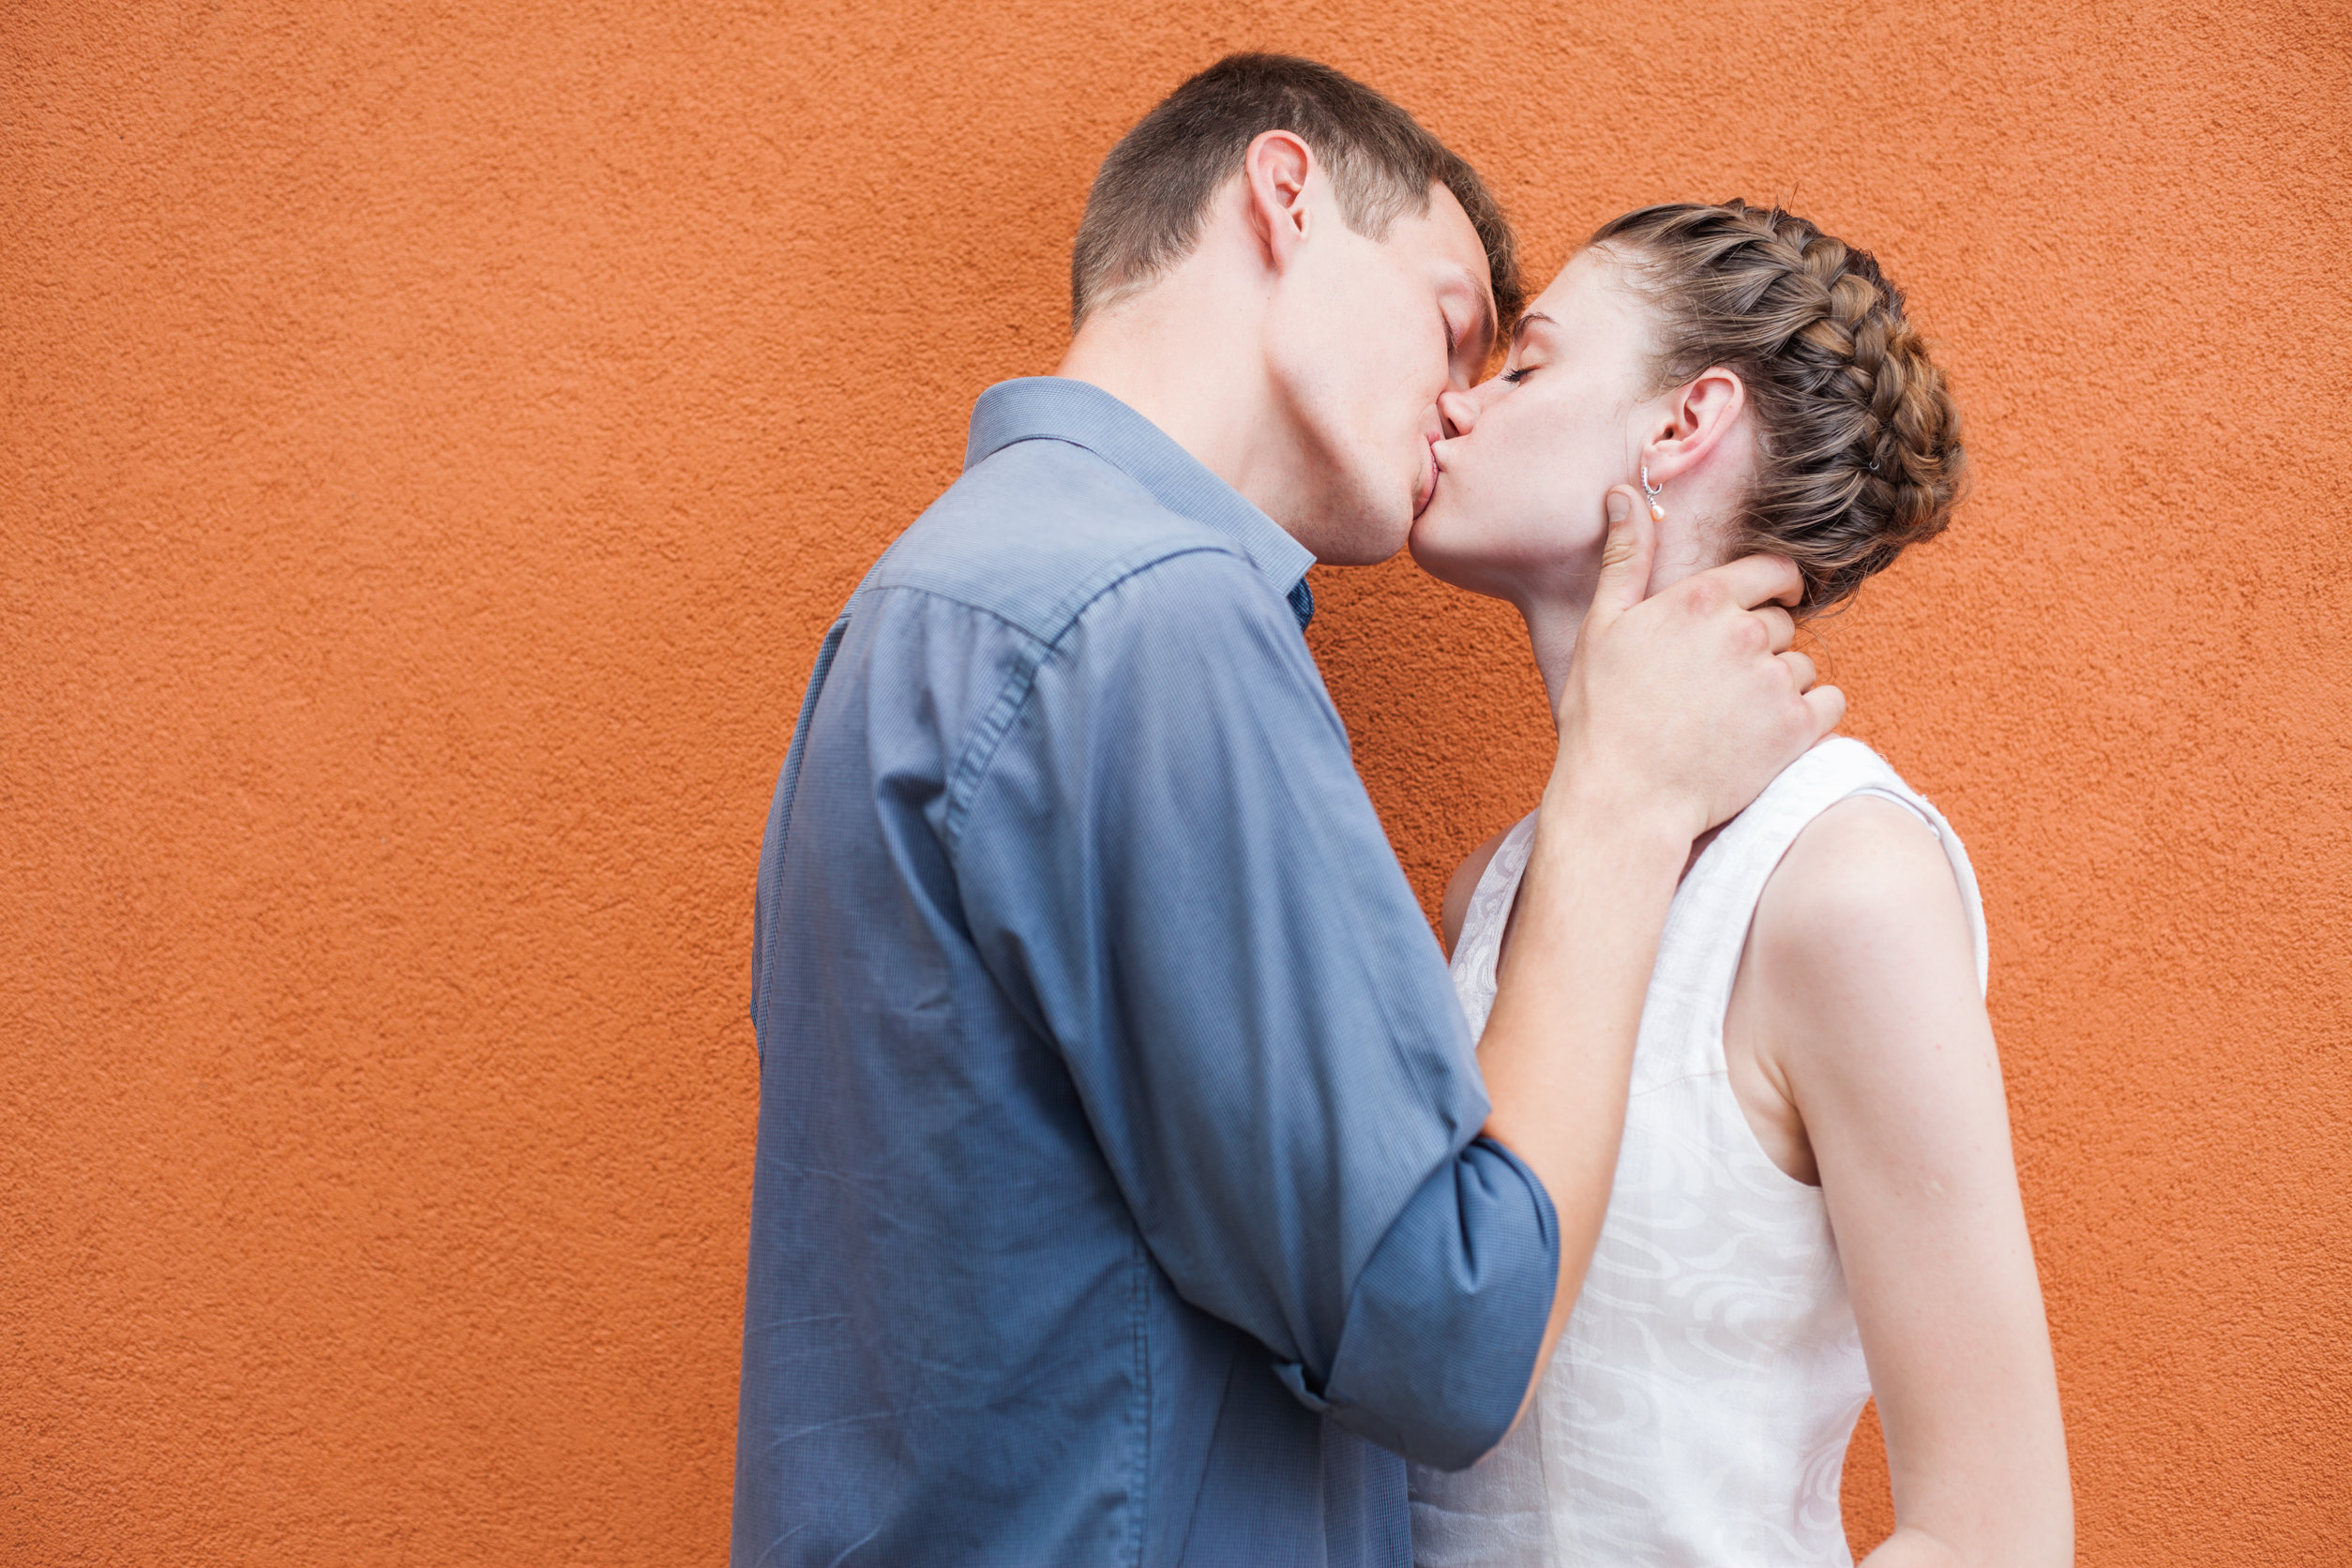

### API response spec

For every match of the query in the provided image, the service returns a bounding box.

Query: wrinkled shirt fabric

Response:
[733,378,1559,1568]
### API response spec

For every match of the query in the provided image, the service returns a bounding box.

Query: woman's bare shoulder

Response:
[1746,792,1987,1088]
[1757,794,1961,947]
[1440,822,1520,957]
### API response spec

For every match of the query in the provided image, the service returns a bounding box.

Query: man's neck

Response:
[1055,277,1303,530]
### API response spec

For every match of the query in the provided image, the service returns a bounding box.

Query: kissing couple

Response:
[735,53,2070,1568]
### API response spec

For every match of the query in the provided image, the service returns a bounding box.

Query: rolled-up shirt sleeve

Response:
[948,546,1559,1470]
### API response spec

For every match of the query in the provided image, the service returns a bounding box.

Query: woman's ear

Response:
[1638,367,1747,484]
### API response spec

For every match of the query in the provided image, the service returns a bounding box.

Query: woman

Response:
[1405,203,2072,1566]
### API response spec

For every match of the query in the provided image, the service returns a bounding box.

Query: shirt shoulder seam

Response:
[939,542,1274,852]
[861,521,1256,640]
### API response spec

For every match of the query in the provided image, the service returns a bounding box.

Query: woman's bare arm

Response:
[1733,796,2072,1568]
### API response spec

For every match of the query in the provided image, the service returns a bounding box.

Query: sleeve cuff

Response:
[1292,1135,1560,1470]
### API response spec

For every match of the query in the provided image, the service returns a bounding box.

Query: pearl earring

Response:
[1640,462,1665,521]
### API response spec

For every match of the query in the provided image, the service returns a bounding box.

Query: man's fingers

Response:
[1802,683,1847,739]
[1589,485,1657,623]
[1756,605,1796,655]
[1777,649,1816,692]
[1697,550,1804,611]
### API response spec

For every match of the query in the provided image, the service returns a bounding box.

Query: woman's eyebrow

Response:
[1512,310,1558,345]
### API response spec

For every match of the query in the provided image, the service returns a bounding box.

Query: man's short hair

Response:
[1071,53,1522,332]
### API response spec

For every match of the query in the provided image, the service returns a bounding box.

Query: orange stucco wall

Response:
[7,3,2347,1562]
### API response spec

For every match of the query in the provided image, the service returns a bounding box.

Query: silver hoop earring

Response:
[1640,463,1665,520]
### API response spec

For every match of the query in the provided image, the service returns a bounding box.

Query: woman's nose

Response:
[1438,387,1478,439]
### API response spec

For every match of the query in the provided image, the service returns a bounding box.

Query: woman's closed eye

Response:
[1500,363,1538,384]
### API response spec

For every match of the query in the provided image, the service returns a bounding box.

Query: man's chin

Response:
[1318,526,1412,568]
[1310,497,1415,566]
[1290,462,1422,565]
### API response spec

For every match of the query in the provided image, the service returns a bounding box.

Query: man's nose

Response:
[1438,387,1478,439]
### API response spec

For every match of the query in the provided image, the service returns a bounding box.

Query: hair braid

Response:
[1589,201,1966,612]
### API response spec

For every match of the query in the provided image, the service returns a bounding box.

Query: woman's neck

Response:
[1519,591,1724,878]
[1519,510,1743,725]
[1519,596,1589,729]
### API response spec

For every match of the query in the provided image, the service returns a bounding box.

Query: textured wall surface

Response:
[6,2,2347,1562]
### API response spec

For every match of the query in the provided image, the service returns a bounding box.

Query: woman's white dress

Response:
[1408,737,1988,1567]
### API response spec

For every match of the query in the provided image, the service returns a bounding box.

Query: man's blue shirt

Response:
[734,379,1559,1567]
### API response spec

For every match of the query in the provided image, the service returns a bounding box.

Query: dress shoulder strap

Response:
[1632,737,1989,1092]
[1448,810,1541,1038]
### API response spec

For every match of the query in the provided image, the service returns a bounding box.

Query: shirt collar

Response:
[964,377,1317,626]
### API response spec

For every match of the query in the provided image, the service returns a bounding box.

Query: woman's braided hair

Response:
[1590,201,1966,613]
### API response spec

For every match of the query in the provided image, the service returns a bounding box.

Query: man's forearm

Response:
[1473,769,1692,1400]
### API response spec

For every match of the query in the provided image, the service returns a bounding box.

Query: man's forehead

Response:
[1418,181,1490,272]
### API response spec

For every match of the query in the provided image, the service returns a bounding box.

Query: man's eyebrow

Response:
[1511,310,1558,345]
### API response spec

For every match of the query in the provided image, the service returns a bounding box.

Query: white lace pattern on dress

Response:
[1409,737,1987,1567]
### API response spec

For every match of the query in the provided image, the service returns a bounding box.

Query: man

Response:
[734,54,1837,1566]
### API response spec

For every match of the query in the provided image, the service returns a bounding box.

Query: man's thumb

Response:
[1592,485,1657,619]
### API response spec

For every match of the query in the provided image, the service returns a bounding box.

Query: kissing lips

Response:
[1415,436,1442,517]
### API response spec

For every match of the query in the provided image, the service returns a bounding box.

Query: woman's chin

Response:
[1406,526,1508,600]
[1406,493,1464,558]
[1403,512,1456,577]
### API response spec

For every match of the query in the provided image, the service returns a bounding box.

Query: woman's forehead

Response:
[1525,249,1648,340]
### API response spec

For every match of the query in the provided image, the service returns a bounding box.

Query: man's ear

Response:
[1639,367,1747,482]
[1241,130,1317,273]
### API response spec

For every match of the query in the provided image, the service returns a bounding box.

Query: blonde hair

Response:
[1591,201,1966,612]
